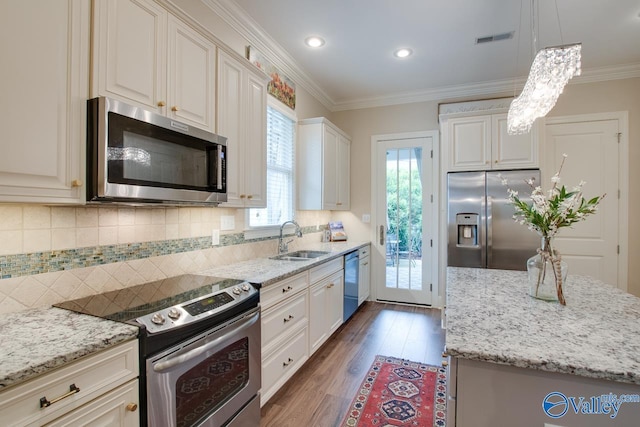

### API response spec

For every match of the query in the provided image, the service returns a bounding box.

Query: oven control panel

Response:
[137,281,257,334]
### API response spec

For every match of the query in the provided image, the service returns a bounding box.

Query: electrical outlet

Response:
[362,214,371,223]
[211,229,220,246]
[220,215,235,231]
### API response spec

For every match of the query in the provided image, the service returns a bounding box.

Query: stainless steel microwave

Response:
[87,97,227,205]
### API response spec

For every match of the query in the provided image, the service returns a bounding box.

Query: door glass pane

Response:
[386,148,423,291]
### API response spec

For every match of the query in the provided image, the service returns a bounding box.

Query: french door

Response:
[373,132,437,305]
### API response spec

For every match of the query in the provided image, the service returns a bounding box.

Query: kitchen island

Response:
[445,267,640,427]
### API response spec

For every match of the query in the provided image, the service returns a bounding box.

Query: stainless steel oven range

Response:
[55,274,261,427]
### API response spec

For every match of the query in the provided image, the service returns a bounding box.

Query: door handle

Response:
[379,225,385,245]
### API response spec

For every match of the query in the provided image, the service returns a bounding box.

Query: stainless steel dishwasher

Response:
[344,250,359,321]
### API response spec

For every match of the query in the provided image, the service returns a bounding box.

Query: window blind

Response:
[249,105,295,227]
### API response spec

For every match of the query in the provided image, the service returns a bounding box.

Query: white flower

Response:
[551,174,561,184]
[562,153,568,158]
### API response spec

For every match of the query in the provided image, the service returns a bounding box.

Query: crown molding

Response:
[202,0,336,111]
[333,62,640,112]
[199,1,640,113]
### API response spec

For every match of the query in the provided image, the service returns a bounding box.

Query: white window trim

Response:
[244,97,297,240]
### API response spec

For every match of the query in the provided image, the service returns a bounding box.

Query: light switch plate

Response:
[220,215,235,231]
[362,214,371,223]
[211,229,220,246]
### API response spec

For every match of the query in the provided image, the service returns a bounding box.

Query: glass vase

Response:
[526,237,568,304]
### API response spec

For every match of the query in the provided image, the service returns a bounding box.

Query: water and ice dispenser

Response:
[456,213,479,247]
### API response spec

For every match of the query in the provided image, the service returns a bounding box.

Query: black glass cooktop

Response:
[54,274,245,323]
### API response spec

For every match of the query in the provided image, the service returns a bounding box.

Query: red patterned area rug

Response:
[340,355,447,427]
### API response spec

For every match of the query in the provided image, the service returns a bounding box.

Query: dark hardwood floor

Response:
[260,302,446,427]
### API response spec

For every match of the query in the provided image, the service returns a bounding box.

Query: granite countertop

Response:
[0,241,369,391]
[0,307,139,390]
[200,241,369,287]
[445,267,640,385]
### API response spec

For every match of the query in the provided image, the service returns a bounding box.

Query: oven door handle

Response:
[152,310,259,373]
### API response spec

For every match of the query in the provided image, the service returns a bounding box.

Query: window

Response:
[248,101,295,230]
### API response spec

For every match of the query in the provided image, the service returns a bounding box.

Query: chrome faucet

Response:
[278,220,303,254]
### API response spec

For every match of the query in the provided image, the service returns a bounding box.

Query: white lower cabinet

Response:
[358,245,371,305]
[260,256,348,406]
[308,258,344,355]
[261,326,309,405]
[260,273,310,406]
[45,380,139,426]
[0,340,139,426]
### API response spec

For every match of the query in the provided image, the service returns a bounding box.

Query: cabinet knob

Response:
[240,194,246,199]
[171,106,179,112]
[495,160,498,164]
[157,101,166,107]
[247,195,253,200]
[327,283,334,289]
[71,179,83,187]
[126,403,138,412]
[336,202,343,206]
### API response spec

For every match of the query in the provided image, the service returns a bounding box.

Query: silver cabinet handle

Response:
[282,285,293,293]
[283,315,294,323]
[283,357,294,367]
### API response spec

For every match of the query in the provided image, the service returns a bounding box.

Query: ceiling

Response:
[218,0,640,111]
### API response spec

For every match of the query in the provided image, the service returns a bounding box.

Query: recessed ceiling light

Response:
[394,48,413,58]
[305,36,325,48]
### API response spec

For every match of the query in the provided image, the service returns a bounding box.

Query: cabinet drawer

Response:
[358,245,370,258]
[44,379,139,427]
[309,257,343,283]
[0,340,138,427]
[262,292,308,354]
[260,272,308,310]
[261,326,308,406]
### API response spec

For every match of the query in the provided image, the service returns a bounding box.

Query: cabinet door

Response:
[321,126,339,209]
[447,116,492,171]
[0,0,89,203]
[358,255,370,305]
[243,72,267,208]
[217,50,245,207]
[309,281,328,354]
[336,135,351,210]
[45,380,139,427]
[167,17,215,132]
[326,271,344,335]
[93,0,167,112]
[492,114,538,169]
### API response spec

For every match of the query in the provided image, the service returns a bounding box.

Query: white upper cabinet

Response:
[167,16,216,131]
[92,0,216,132]
[441,99,539,172]
[491,114,538,169]
[216,50,268,208]
[298,118,351,210]
[0,0,90,204]
[92,0,166,112]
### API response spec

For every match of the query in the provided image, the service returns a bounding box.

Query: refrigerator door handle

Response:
[487,195,493,267]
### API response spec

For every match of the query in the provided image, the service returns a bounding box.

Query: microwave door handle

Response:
[217,146,223,190]
[152,310,259,373]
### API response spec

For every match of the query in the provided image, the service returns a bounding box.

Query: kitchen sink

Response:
[270,250,330,261]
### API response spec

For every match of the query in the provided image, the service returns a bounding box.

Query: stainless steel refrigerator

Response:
[447,169,541,270]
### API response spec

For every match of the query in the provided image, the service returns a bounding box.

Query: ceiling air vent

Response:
[476,31,514,44]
